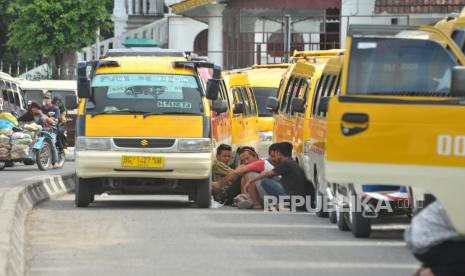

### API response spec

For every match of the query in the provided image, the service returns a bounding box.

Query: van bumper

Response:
[76,151,212,180]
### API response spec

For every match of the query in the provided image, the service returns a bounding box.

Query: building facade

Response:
[91,0,465,69]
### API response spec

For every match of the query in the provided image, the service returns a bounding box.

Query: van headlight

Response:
[76,137,111,151]
[178,139,211,153]
[259,131,273,142]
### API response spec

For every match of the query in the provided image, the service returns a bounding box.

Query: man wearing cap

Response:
[41,92,60,122]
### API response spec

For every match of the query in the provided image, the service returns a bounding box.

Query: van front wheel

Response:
[195,178,211,208]
[75,177,92,208]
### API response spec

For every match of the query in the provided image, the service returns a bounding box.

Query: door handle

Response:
[342,113,369,124]
[341,113,369,136]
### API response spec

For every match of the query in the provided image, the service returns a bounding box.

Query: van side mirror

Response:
[266,97,279,113]
[211,99,228,114]
[206,65,222,100]
[77,61,91,99]
[65,95,78,110]
[318,97,331,115]
[451,66,465,97]
[291,98,305,113]
[233,103,244,114]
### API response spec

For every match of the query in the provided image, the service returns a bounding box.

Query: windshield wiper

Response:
[143,111,202,118]
[90,110,146,117]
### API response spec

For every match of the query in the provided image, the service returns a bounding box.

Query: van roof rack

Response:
[291,49,344,61]
[103,47,186,58]
[249,64,291,69]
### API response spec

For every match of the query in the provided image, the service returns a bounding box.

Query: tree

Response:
[8,0,112,78]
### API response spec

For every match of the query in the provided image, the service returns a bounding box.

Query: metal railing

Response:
[77,17,168,61]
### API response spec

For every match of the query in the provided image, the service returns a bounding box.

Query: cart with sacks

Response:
[0,112,65,171]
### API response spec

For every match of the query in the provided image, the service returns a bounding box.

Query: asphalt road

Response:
[26,194,419,276]
[0,162,74,188]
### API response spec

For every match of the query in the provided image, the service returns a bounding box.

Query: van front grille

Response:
[113,138,175,148]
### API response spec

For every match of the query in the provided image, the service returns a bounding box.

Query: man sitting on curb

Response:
[245,142,315,209]
[212,146,274,208]
[212,144,240,204]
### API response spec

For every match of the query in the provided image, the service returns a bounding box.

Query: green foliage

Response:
[8,0,112,61]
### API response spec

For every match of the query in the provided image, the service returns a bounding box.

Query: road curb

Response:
[0,173,75,276]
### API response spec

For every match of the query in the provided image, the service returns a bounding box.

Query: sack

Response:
[0,134,10,147]
[0,128,13,136]
[11,138,33,145]
[10,144,29,160]
[0,120,14,130]
[24,123,41,131]
[24,131,35,139]
[11,132,25,140]
[0,147,10,160]
[0,112,18,127]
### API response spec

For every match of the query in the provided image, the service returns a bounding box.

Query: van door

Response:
[275,77,299,143]
[245,87,259,145]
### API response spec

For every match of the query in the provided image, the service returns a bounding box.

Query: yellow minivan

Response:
[434,8,465,51]
[213,71,259,153]
[267,50,343,160]
[239,64,290,155]
[324,25,465,236]
[302,54,344,219]
[70,47,223,208]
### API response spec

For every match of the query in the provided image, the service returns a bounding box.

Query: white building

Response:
[78,0,465,69]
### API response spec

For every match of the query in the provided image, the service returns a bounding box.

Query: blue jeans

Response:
[260,178,287,198]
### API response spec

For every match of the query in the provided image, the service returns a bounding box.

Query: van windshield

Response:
[253,87,278,117]
[347,38,458,96]
[89,74,203,115]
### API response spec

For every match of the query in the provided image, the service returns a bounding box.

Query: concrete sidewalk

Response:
[0,172,75,276]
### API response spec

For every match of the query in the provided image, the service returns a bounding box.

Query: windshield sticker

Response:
[157,101,192,109]
[92,74,198,89]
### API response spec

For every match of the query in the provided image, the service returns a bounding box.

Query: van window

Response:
[233,88,246,116]
[240,87,252,116]
[333,74,342,96]
[14,92,21,109]
[7,91,15,107]
[51,91,76,110]
[289,78,306,115]
[252,87,278,117]
[312,75,326,116]
[24,90,44,105]
[348,38,457,95]
[324,76,336,97]
[246,87,257,116]
[280,76,295,113]
[284,77,300,114]
[452,29,465,51]
[91,74,204,115]
[1,81,8,104]
[217,81,230,112]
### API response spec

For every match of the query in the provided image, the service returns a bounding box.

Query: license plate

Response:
[121,156,164,169]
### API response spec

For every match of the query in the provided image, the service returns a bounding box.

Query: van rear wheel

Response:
[349,188,372,238]
[195,178,211,208]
